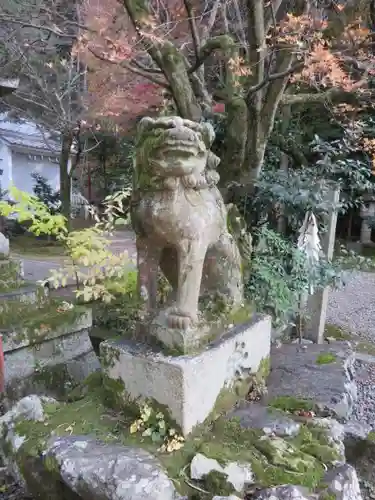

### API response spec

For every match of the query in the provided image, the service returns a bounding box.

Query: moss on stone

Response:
[319,493,336,500]
[0,298,87,346]
[100,342,121,370]
[356,341,375,356]
[0,260,24,293]
[10,383,342,498]
[11,390,197,495]
[316,353,337,365]
[197,417,336,491]
[201,470,235,495]
[32,363,75,398]
[268,396,316,413]
[257,356,271,379]
[367,431,375,442]
[324,324,351,341]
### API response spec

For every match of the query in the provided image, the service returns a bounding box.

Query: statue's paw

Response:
[167,309,196,330]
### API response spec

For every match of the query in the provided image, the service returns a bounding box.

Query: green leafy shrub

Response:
[245,226,339,326]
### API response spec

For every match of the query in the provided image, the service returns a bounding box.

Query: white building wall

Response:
[11,151,59,195]
[0,139,12,191]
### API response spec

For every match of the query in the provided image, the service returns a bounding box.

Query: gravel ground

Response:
[325,271,375,428]
[327,271,375,341]
[352,359,375,428]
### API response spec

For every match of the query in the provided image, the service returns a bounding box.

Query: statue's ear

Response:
[202,122,215,148]
[137,117,156,138]
[207,151,221,170]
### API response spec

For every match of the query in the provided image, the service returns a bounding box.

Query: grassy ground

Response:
[10,235,66,257]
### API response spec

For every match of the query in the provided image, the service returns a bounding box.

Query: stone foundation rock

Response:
[100,314,271,435]
[0,390,365,500]
[266,341,357,420]
[2,310,100,404]
[0,396,182,500]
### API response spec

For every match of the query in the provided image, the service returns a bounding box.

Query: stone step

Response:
[0,284,42,308]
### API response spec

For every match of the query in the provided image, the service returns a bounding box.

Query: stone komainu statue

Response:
[131,116,245,330]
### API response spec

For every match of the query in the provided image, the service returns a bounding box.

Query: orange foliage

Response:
[77,1,375,129]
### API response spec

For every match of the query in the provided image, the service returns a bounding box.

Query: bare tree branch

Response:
[183,0,201,60]
[0,16,85,39]
[188,34,235,74]
[87,47,170,88]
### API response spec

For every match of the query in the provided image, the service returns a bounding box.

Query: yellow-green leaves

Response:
[0,186,67,237]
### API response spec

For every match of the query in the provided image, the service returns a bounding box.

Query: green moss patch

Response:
[202,470,235,495]
[268,396,316,413]
[0,260,24,292]
[316,353,337,365]
[11,374,341,498]
[196,418,337,492]
[0,298,86,340]
[13,387,200,495]
[324,324,351,341]
[356,341,375,357]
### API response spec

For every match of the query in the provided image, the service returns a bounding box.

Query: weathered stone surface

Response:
[212,496,242,500]
[190,453,253,493]
[39,435,178,500]
[0,395,55,481]
[321,464,363,499]
[344,420,372,441]
[0,285,38,310]
[228,402,301,437]
[344,423,375,495]
[312,418,346,465]
[131,116,244,333]
[0,232,9,256]
[253,485,314,499]
[101,314,271,435]
[266,342,357,420]
[3,310,100,403]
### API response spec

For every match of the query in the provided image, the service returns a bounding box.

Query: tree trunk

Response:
[60,130,73,230]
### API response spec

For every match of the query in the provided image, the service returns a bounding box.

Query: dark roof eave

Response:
[9,144,61,156]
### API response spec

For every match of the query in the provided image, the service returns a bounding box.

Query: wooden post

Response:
[304,187,340,343]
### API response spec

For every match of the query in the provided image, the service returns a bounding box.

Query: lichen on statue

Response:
[131,116,244,331]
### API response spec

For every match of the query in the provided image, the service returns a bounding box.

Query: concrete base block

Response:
[101,314,271,436]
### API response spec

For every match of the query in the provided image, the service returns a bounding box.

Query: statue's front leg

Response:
[136,237,161,312]
[167,239,207,330]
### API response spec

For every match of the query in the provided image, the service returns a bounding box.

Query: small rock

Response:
[190,453,253,492]
[0,395,48,431]
[228,403,301,437]
[0,395,54,454]
[190,453,222,480]
[44,435,177,500]
[344,420,372,440]
[0,232,9,257]
[321,464,363,499]
[312,417,345,464]
[291,339,313,345]
[212,496,242,500]
[253,484,314,499]
[0,395,56,485]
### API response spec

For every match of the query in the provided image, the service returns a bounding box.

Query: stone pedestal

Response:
[100,314,271,436]
[360,202,375,244]
[305,187,339,344]
[3,309,100,403]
